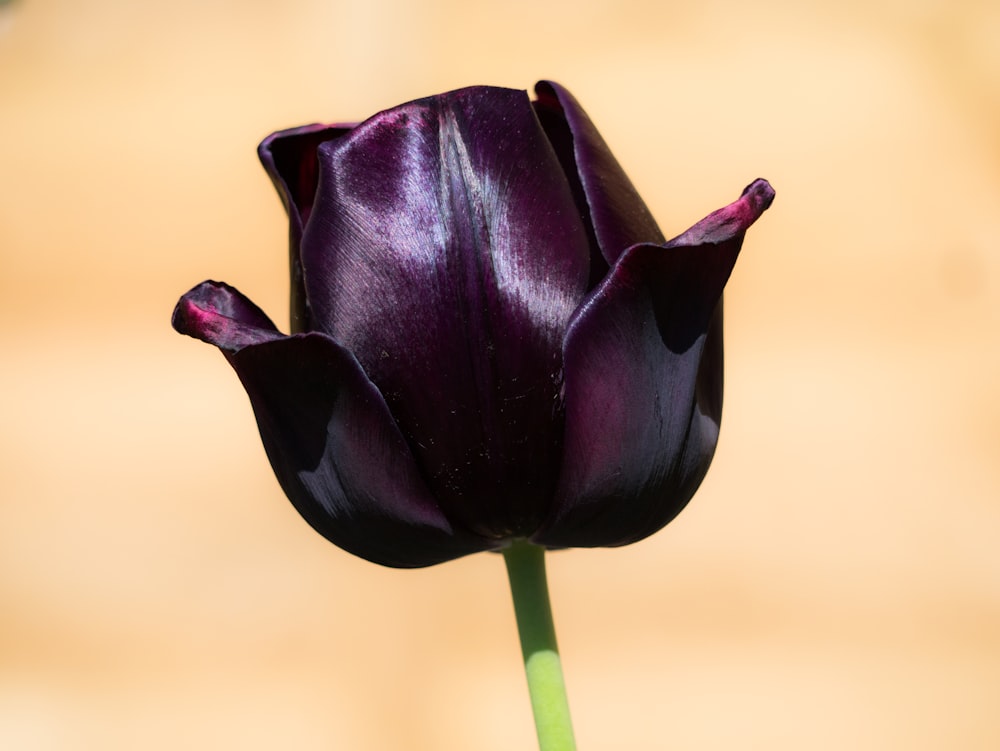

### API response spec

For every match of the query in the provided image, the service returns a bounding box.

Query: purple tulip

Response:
[173,81,773,568]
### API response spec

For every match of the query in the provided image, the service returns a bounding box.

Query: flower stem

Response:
[502,541,577,751]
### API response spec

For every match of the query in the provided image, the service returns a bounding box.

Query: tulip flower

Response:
[173,80,773,750]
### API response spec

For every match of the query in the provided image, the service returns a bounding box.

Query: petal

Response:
[259,124,356,227]
[228,334,491,567]
[298,86,592,540]
[172,280,284,351]
[535,179,774,548]
[259,124,354,332]
[533,81,665,268]
[173,281,489,567]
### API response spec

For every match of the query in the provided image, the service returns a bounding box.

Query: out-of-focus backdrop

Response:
[2,0,998,748]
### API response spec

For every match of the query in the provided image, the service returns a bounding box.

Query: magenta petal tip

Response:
[743,178,775,213]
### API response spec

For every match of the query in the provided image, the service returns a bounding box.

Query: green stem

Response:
[502,541,577,751]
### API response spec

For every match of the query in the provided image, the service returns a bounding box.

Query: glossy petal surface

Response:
[299,86,591,539]
[536,179,775,548]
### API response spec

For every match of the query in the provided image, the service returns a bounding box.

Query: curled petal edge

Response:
[259,123,356,333]
[172,280,284,351]
[534,179,774,548]
[172,281,491,567]
[533,80,665,267]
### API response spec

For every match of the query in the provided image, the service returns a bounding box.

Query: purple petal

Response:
[227,333,491,567]
[299,86,592,540]
[259,123,354,332]
[535,179,774,548]
[173,281,490,567]
[259,123,357,229]
[172,280,284,351]
[533,81,665,268]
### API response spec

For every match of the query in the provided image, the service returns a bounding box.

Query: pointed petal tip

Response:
[728,177,776,229]
[667,178,775,248]
[172,281,282,352]
[742,178,775,214]
[171,280,224,337]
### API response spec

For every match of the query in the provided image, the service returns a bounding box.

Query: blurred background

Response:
[2,0,998,748]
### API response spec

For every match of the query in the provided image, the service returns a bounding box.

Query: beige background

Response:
[2,0,999,748]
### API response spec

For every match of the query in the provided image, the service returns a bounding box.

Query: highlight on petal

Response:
[172,280,284,352]
[298,86,592,539]
[535,180,774,548]
[228,333,492,568]
[533,81,665,268]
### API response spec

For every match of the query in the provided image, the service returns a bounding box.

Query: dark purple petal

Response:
[259,124,354,332]
[174,282,486,566]
[535,179,775,548]
[533,81,665,268]
[172,280,284,351]
[227,333,491,567]
[298,86,592,540]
